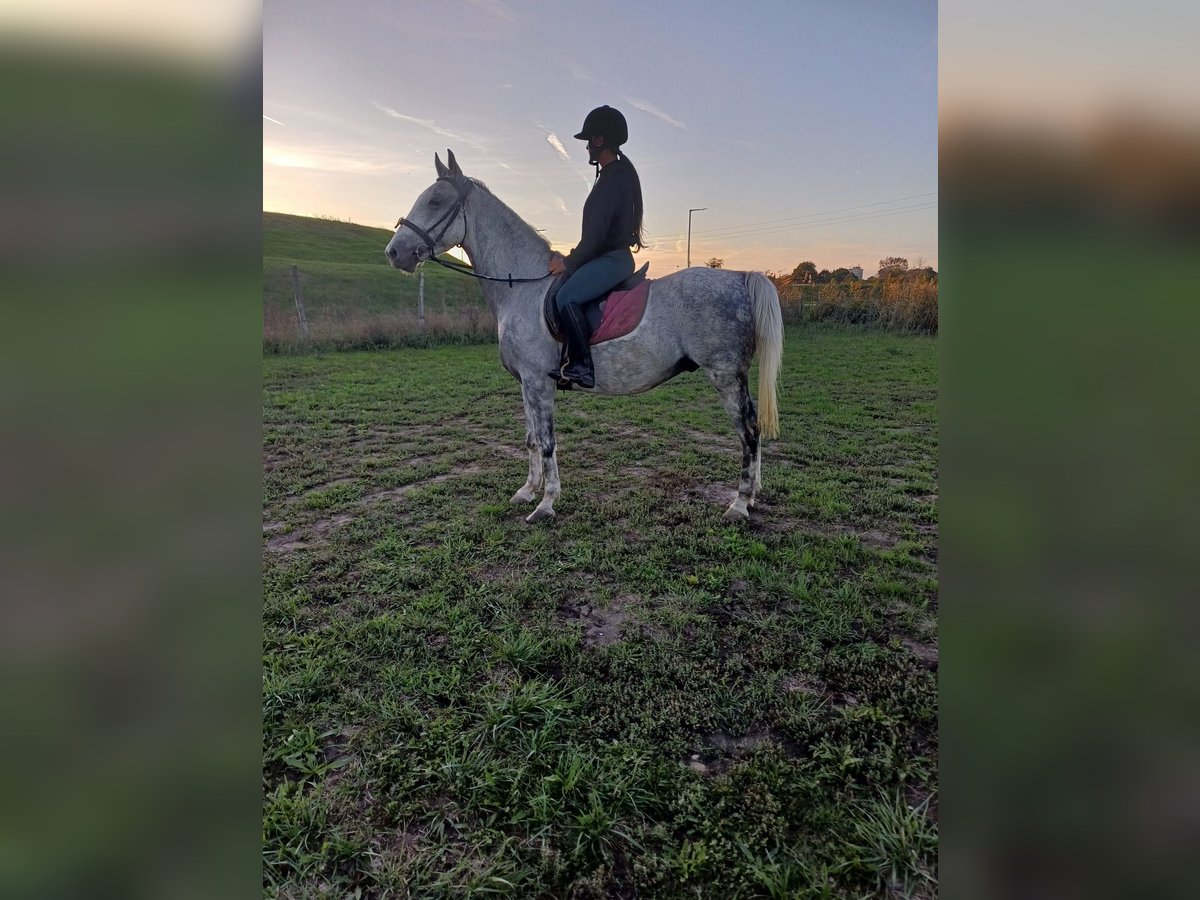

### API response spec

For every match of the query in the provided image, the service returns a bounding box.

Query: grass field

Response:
[263,213,489,351]
[262,325,938,898]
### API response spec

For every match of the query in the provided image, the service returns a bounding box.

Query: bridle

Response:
[395,176,551,287]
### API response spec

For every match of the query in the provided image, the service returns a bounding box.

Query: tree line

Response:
[759,256,937,288]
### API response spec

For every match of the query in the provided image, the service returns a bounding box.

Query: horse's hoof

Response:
[510,488,536,505]
[723,504,750,523]
[525,507,556,524]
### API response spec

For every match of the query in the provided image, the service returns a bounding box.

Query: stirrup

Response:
[548,362,572,388]
[561,362,595,389]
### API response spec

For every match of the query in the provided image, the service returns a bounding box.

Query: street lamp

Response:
[687,207,707,268]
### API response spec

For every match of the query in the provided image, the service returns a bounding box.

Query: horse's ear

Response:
[435,152,449,178]
[447,148,462,178]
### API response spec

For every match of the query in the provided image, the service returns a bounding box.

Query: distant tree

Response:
[878,256,909,279]
[815,268,832,284]
[830,267,852,282]
[706,257,724,268]
[791,261,818,284]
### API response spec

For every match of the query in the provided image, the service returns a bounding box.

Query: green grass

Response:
[264,212,410,263]
[262,325,938,897]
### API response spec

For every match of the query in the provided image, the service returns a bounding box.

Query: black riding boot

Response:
[550,303,595,389]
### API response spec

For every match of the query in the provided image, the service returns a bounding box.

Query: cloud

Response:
[466,0,516,22]
[263,114,285,127]
[564,60,599,84]
[728,138,763,151]
[552,195,569,215]
[546,132,569,161]
[371,101,466,142]
[371,101,490,154]
[626,97,687,129]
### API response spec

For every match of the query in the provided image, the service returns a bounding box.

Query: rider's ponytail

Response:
[619,151,647,252]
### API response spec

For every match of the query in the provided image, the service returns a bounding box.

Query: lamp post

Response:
[687,207,707,268]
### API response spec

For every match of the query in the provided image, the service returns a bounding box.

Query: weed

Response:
[837,790,938,896]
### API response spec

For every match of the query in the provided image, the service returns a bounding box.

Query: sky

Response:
[263,0,937,277]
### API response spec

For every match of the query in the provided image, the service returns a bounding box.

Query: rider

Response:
[548,105,645,389]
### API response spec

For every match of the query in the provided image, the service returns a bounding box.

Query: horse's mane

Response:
[467,177,551,251]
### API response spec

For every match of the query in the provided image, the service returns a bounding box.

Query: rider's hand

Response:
[548,254,566,276]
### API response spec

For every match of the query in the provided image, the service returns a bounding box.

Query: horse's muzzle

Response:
[385,242,421,273]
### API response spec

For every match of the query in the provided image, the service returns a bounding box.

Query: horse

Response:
[385,149,783,524]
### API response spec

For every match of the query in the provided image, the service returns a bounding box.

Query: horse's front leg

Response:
[509,423,543,505]
[517,376,559,524]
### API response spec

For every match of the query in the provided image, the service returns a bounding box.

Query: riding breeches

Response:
[555,247,635,313]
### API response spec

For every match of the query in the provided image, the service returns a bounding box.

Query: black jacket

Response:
[563,156,641,275]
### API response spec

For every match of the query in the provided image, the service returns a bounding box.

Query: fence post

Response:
[418,271,425,330]
[289,264,310,340]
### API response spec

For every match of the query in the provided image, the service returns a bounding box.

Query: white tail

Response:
[747,272,783,439]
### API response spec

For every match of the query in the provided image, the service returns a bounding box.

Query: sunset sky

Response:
[263,0,937,277]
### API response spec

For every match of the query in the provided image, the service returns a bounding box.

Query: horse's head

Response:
[385,149,472,272]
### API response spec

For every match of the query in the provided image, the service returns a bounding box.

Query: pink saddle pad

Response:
[590,280,651,345]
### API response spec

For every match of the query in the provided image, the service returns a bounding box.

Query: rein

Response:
[396,176,551,287]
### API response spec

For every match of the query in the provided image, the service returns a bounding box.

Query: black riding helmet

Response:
[574,105,628,148]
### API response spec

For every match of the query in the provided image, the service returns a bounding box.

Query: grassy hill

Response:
[263,212,489,351]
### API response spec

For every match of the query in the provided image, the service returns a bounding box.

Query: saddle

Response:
[543,262,652,345]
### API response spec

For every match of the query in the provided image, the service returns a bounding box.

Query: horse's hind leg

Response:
[706,369,760,522]
[752,443,762,505]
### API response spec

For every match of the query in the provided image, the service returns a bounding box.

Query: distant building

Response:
[849,266,863,280]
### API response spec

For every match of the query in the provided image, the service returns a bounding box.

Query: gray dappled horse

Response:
[385,150,783,524]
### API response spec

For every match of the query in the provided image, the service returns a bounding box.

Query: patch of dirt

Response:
[477,566,511,583]
[684,482,736,505]
[684,726,794,776]
[264,513,356,553]
[348,423,434,441]
[370,826,427,869]
[612,424,659,441]
[362,485,420,503]
[782,674,823,696]
[707,726,775,754]
[263,441,304,470]
[619,466,656,478]
[752,515,913,551]
[477,439,528,461]
[560,593,639,647]
[400,454,441,468]
[901,635,939,669]
[858,529,901,550]
[266,531,310,553]
[683,430,739,456]
[361,466,484,504]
